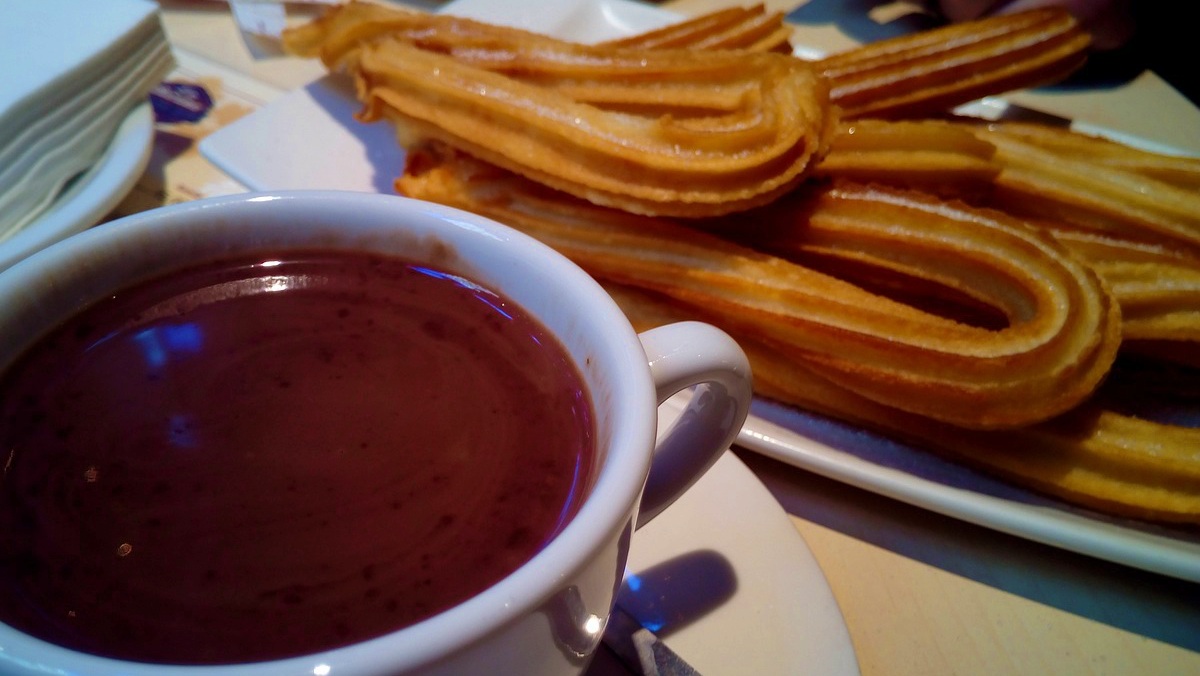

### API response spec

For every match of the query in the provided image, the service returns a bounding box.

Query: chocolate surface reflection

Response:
[0,251,595,663]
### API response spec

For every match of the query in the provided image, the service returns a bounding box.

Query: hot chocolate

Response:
[0,250,596,663]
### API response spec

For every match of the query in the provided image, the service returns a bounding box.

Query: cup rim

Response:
[0,191,659,674]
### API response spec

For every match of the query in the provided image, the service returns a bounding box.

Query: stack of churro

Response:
[815,8,1091,119]
[284,3,1200,523]
[283,2,835,217]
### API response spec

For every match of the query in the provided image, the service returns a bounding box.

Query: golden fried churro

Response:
[284,2,835,217]
[815,118,1000,198]
[936,401,1200,525]
[967,121,1200,253]
[718,180,1121,427]
[284,1,577,70]
[399,145,1121,429]
[1038,223,1200,351]
[600,4,793,53]
[285,2,735,115]
[980,121,1200,190]
[606,281,1200,524]
[816,8,1090,119]
[1093,259,1200,345]
[943,121,1200,356]
[596,6,1089,119]
[818,118,1200,351]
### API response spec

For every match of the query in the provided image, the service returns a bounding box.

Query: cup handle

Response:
[635,321,753,528]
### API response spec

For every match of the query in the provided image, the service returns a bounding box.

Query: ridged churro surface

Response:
[816,8,1091,119]
[605,282,1200,524]
[284,1,835,217]
[603,5,1092,120]
[398,145,1121,430]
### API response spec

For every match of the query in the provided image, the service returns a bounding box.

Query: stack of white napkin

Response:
[0,0,174,241]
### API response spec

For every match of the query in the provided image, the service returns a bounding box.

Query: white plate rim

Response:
[739,399,1200,583]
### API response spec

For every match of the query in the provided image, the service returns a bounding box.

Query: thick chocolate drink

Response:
[0,251,595,663]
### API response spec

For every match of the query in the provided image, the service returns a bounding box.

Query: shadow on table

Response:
[740,449,1200,653]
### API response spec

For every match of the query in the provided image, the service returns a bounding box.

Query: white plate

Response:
[200,0,1200,584]
[0,102,154,274]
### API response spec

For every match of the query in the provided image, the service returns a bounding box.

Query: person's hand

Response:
[935,0,1134,50]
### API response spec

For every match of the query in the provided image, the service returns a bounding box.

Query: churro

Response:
[600,4,793,53]
[805,118,1200,353]
[816,8,1090,119]
[285,2,836,217]
[945,122,1200,355]
[1036,223,1200,352]
[977,121,1200,190]
[968,121,1200,253]
[606,281,1200,524]
[815,118,1000,198]
[604,6,1091,119]
[398,145,1121,430]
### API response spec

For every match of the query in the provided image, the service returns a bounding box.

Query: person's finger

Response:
[997,0,1133,49]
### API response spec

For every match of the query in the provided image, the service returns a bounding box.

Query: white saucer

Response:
[603,444,858,674]
[0,102,154,274]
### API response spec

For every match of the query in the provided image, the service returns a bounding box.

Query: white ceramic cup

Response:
[0,191,752,675]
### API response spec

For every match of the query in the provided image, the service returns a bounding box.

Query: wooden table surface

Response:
[125,2,1200,674]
